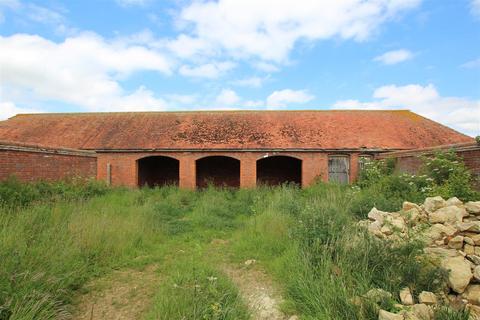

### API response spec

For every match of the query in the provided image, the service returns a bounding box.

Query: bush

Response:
[351,174,426,219]
[353,151,480,218]
[421,151,479,201]
[357,158,396,189]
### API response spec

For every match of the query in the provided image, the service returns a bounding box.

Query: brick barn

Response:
[0,110,474,189]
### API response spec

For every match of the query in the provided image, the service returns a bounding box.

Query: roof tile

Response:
[0,110,473,150]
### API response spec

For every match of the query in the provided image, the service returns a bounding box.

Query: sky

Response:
[0,0,479,137]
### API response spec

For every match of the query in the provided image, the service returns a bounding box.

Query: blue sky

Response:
[0,0,479,136]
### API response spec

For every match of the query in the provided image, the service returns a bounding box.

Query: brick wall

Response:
[96,150,371,188]
[0,142,97,182]
[377,142,480,187]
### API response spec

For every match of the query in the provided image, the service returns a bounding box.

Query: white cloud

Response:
[461,58,480,68]
[0,33,172,112]
[111,86,167,111]
[334,84,480,136]
[166,34,214,59]
[196,88,315,109]
[266,89,314,107]
[471,0,480,17]
[175,0,422,63]
[0,101,42,120]
[374,49,413,65]
[179,61,235,79]
[215,89,241,106]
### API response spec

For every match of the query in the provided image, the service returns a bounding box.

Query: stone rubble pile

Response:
[360,196,480,319]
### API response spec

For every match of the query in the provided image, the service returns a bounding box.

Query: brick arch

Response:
[256,155,302,186]
[196,155,240,188]
[194,153,242,162]
[255,153,303,161]
[137,155,179,187]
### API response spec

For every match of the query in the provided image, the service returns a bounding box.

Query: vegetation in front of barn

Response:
[0,151,479,319]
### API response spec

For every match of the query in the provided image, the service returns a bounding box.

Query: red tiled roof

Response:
[0,110,473,151]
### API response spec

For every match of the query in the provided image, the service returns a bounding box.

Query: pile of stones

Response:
[359,196,480,319]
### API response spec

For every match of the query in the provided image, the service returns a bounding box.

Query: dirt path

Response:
[71,264,160,320]
[222,263,292,320]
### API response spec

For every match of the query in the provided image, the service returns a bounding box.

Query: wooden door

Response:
[328,156,349,184]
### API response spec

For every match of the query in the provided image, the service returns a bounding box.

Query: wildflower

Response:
[207,276,217,282]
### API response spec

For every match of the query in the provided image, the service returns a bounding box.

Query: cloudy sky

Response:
[0,0,479,136]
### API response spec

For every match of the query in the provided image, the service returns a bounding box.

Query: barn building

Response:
[0,110,474,188]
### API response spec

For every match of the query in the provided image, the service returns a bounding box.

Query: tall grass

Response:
[231,183,448,319]
[0,180,471,319]
[0,188,165,319]
[0,184,254,319]
[146,256,249,320]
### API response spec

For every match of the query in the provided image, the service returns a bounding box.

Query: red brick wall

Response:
[377,143,480,187]
[462,150,480,183]
[0,147,97,182]
[97,151,367,189]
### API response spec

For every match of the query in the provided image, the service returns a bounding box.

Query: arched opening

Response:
[137,156,179,187]
[256,156,302,186]
[196,156,240,188]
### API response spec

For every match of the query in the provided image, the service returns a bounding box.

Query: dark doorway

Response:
[138,156,179,187]
[256,156,302,186]
[196,156,240,188]
[328,156,349,184]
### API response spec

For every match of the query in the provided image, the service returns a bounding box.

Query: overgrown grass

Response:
[0,189,162,319]
[1,178,477,319]
[0,184,254,319]
[0,176,109,208]
[230,184,451,319]
[146,256,249,320]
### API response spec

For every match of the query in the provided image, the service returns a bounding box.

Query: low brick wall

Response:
[377,142,480,187]
[0,141,97,182]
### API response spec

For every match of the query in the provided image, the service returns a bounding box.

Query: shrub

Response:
[357,158,396,189]
[421,151,479,201]
[353,151,480,219]
[351,174,426,219]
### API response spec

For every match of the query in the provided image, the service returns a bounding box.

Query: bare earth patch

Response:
[71,264,160,320]
[222,263,291,320]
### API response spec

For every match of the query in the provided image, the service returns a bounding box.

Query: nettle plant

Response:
[355,150,479,206]
[357,158,396,188]
[420,151,479,201]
